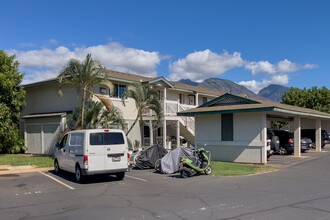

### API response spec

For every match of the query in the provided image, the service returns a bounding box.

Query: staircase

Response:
[178,104,195,147]
[164,101,196,147]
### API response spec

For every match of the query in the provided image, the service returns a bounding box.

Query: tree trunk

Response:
[81,87,87,128]
[126,115,139,136]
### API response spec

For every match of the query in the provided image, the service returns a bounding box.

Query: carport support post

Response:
[176,120,180,148]
[149,120,154,146]
[163,119,167,149]
[262,113,267,164]
[294,116,301,157]
[315,119,322,152]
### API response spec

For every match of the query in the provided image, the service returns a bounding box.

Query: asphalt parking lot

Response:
[1,144,330,220]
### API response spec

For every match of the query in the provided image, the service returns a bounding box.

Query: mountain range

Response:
[176,78,290,102]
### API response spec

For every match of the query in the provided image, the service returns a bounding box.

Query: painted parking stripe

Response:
[39,171,75,190]
[126,175,148,182]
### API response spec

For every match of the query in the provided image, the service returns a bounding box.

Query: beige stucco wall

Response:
[234,113,262,142]
[22,83,82,116]
[195,112,266,164]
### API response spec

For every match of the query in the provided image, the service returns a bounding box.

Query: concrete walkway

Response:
[0,164,52,175]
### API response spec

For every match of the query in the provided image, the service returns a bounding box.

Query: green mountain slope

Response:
[258,84,290,102]
[198,78,262,99]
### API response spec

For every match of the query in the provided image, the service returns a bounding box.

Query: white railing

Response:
[165,100,178,115]
[178,103,195,133]
[141,100,195,135]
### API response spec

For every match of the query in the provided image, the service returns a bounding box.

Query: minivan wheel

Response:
[75,165,85,183]
[116,172,125,180]
[54,160,60,174]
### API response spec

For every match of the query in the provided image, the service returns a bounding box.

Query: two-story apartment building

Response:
[20,69,222,155]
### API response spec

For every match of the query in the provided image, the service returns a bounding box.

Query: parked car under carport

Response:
[268,130,313,155]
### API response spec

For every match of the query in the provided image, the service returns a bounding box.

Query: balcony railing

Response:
[142,100,196,116]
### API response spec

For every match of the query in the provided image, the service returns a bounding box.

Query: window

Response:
[90,132,125,145]
[179,93,185,104]
[99,87,107,95]
[221,113,233,141]
[188,95,195,105]
[70,133,84,146]
[202,97,211,104]
[158,90,164,100]
[113,84,127,98]
[60,135,68,148]
[203,97,208,104]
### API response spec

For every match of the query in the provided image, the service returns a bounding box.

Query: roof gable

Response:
[142,77,174,88]
[199,93,260,108]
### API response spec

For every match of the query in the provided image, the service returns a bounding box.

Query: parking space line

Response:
[38,171,75,190]
[126,175,148,182]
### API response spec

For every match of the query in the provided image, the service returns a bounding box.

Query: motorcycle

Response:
[179,147,213,178]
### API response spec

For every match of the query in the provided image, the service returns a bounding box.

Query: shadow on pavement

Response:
[48,170,123,185]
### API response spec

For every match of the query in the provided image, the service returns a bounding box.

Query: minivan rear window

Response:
[90,132,125,145]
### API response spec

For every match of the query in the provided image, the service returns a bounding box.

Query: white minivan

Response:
[54,129,129,182]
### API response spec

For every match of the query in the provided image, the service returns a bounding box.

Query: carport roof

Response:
[177,93,330,119]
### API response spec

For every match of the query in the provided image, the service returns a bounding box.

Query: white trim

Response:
[41,124,44,154]
[294,116,301,157]
[26,122,60,125]
[261,113,267,164]
[24,119,27,147]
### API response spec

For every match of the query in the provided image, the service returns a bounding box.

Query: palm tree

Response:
[58,54,113,128]
[121,83,162,143]
[67,100,126,130]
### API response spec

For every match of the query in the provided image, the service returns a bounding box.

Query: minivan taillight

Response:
[83,155,88,165]
[127,153,130,159]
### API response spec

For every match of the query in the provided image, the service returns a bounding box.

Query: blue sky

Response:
[1,0,329,93]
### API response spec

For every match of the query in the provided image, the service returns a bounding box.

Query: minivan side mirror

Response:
[55,142,61,149]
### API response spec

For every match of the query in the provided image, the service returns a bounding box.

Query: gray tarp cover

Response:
[160,147,193,174]
[135,144,168,169]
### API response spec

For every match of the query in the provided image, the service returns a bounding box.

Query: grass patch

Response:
[212,161,278,176]
[0,169,8,171]
[0,154,53,168]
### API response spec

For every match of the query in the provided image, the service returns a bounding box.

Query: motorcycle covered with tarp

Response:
[155,147,193,174]
[134,144,168,169]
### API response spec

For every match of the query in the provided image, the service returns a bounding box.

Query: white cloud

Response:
[168,49,244,81]
[241,59,318,92]
[245,59,318,75]
[6,42,163,84]
[238,74,289,93]
[245,61,276,75]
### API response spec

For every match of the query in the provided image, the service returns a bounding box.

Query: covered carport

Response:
[178,93,330,164]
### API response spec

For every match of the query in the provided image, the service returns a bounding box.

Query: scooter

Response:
[179,147,213,178]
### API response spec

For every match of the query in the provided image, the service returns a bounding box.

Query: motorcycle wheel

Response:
[181,167,193,178]
[204,165,212,175]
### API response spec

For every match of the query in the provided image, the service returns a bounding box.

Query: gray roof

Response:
[23,69,222,97]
